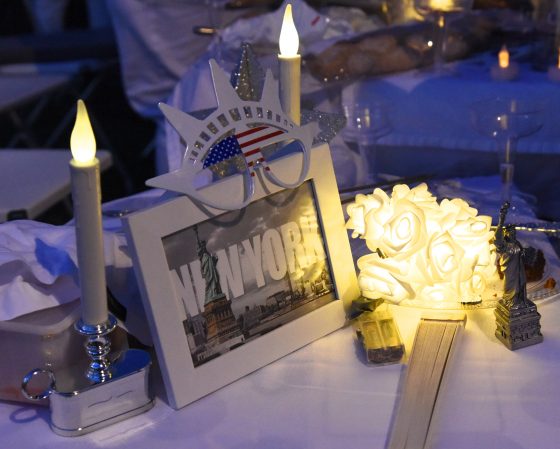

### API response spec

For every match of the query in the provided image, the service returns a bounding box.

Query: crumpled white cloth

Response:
[221,0,330,55]
[220,0,383,55]
[0,220,131,321]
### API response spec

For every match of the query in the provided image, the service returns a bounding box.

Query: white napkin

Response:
[221,0,333,55]
[0,220,130,321]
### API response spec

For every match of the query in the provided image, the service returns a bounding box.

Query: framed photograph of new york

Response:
[124,143,360,409]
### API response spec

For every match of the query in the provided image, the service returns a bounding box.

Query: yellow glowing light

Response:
[557,48,560,69]
[279,3,299,57]
[471,221,486,232]
[431,0,453,11]
[498,45,509,69]
[70,100,96,165]
[346,183,497,305]
[397,217,411,240]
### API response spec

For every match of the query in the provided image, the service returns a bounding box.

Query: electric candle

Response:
[499,45,509,68]
[278,3,301,125]
[70,100,108,326]
[547,48,560,82]
[491,45,518,81]
[431,0,453,11]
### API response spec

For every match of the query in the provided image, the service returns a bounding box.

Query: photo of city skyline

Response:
[162,181,336,367]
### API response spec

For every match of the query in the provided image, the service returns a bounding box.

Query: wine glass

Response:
[470,97,545,204]
[414,0,473,73]
[342,101,392,185]
[205,0,229,64]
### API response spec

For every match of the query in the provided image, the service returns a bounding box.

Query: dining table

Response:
[0,174,559,449]
[0,149,112,222]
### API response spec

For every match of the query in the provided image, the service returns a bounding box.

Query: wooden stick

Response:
[387,314,466,449]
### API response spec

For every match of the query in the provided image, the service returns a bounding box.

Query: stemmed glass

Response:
[470,97,545,203]
[343,101,392,185]
[414,0,473,73]
[206,0,229,64]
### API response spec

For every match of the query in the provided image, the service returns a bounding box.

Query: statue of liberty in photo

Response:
[191,225,243,362]
[194,225,223,303]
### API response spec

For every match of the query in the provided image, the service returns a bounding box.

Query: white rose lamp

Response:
[346,183,497,449]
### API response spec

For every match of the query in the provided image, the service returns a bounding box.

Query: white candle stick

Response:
[278,3,301,125]
[70,100,108,326]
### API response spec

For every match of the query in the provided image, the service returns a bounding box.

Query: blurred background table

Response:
[335,55,560,219]
[0,73,72,147]
[0,149,111,222]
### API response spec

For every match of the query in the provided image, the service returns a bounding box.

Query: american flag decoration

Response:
[203,126,286,176]
[147,59,318,211]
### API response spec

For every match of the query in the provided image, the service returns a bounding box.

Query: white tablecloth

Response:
[1,298,559,449]
[343,62,560,154]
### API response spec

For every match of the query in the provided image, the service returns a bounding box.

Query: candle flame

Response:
[498,45,509,69]
[70,100,96,165]
[557,48,560,69]
[431,0,453,12]
[279,4,299,57]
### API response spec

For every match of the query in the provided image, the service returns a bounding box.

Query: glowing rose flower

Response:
[410,183,437,203]
[449,216,493,248]
[346,198,366,238]
[395,183,438,208]
[398,183,440,224]
[438,198,478,230]
[419,283,458,304]
[377,199,427,260]
[457,269,488,303]
[346,189,391,238]
[357,254,414,303]
[427,231,465,283]
[450,215,497,279]
[391,183,412,201]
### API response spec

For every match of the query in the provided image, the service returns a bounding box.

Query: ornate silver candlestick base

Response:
[75,316,117,383]
[22,313,154,436]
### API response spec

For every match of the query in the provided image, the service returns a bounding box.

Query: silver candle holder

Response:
[76,315,117,383]
[22,313,154,437]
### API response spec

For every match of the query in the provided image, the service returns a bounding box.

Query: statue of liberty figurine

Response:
[495,202,533,310]
[194,225,223,303]
[494,202,542,350]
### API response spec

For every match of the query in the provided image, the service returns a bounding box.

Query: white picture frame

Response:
[124,143,359,409]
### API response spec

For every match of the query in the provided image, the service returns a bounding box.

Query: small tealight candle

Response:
[278,3,301,125]
[491,45,519,81]
[431,0,453,11]
[547,48,560,82]
[70,100,108,326]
